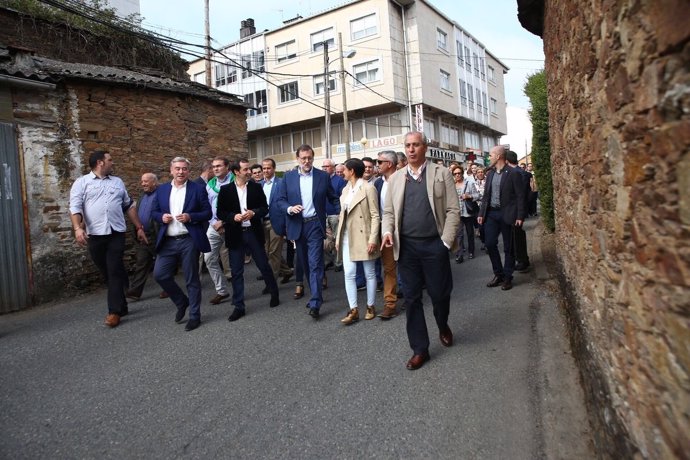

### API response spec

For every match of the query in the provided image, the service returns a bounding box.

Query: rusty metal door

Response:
[0,122,30,312]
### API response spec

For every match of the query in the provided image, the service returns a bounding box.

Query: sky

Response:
[137,0,544,155]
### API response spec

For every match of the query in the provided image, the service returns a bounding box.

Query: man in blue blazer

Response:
[275,144,339,319]
[152,157,212,331]
[260,158,292,284]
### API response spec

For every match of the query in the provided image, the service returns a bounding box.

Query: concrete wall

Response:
[538,0,690,457]
[12,81,247,303]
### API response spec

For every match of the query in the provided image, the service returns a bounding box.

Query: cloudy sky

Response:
[136,0,544,155]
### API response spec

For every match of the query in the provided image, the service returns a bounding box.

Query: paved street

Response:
[0,219,592,459]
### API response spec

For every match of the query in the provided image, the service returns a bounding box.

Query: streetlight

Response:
[323,33,356,159]
[360,137,368,157]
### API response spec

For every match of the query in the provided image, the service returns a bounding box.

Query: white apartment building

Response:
[189,0,508,170]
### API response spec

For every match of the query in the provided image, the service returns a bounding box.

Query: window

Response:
[276,40,297,63]
[465,46,471,71]
[488,65,495,82]
[482,92,488,115]
[214,63,232,87]
[476,88,482,111]
[244,90,267,116]
[351,13,377,40]
[241,54,252,79]
[467,83,474,108]
[279,81,299,103]
[456,41,463,66]
[459,79,467,106]
[228,67,237,83]
[440,70,450,92]
[253,51,265,73]
[424,119,436,141]
[440,123,459,146]
[311,27,335,53]
[490,97,498,114]
[437,29,448,51]
[353,59,380,85]
[464,129,479,149]
[314,75,336,95]
[473,53,479,77]
[480,60,486,80]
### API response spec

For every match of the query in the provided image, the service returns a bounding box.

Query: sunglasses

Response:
[376,160,390,165]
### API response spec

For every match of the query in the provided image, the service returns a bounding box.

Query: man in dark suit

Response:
[477,146,526,291]
[216,159,280,322]
[152,157,212,332]
[260,158,292,284]
[275,144,339,319]
[506,150,532,273]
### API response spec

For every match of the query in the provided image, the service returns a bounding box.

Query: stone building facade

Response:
[518,0,689,458]
[1,45,247,309]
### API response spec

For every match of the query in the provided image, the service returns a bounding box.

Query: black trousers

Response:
[87,232,128,315]
[513,225,530,265]
[398,236,453,355]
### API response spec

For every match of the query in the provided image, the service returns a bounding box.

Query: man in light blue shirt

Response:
[69,150,147,328]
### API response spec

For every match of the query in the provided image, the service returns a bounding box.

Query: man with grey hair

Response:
[374,150,399,319]
[152,157,212,332]
[381,132,460,370]
[126,172,167,300]
[395,151,407,170]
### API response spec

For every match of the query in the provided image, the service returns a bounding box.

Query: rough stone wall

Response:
[541,0,690,458]
[13,81,247,303]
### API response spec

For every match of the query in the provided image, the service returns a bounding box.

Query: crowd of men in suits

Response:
[69,132,535,369]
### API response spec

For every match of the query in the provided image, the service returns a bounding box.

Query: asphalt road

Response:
[0,219,592,459]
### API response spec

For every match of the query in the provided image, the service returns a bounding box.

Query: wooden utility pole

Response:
[205,0,212,87]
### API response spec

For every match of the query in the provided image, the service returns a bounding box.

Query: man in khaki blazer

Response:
[381,131,460,370]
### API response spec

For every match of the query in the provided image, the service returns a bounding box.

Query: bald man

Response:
[126,173,167,300]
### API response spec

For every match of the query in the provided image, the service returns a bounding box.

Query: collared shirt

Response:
[167,181,188,237]
[262,177,274,206]
[407,162,427,182]
[207,174,233,225]
[137,191,156,232]
[490,168,504,208]
[379,176,389,211]
[298,168,315,218]
[69,172,133,235]
[236,182,251,228]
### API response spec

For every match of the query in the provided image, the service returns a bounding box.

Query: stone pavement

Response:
[0,218,593,459]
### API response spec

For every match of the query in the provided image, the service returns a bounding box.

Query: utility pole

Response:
[339,32,351,160]
[323,43,331,159]
[204,0,212,87]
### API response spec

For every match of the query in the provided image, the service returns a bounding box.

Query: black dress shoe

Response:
[486,276,504,288]
[501,279,513,291]
[515,262,531,273]
[175,304,188,323]
[406,352,430,370]
[228,308,245,322]
[280,274,292,284]
[308,308,320,319]
[270,294,280,308]
[184,319,200,331]
[455,255,464,264]
[439,326,453,347]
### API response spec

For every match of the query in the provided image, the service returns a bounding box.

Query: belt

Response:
[488,206,501,211]
[167,233,189,240]
[241,227,252,232]
[303,215,319,223]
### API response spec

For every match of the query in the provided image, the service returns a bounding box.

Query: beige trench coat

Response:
[335,180,381,262]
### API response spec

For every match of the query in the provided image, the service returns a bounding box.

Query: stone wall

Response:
[538,0,689,458]
[13,81,247,303]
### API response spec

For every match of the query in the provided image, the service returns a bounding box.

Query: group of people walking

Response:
[69,131,534,369]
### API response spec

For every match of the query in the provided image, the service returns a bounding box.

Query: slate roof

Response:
[0,45,248,108]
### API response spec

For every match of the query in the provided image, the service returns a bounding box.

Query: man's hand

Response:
[162,213,173,224]
[213,221,224,232]
[381,233,393,250]
[136,228,149,245]
[289,205,304,215]
[74,228,88,246]
[514,219,523,227]
[477,217,484,225]
[174,213,190,223]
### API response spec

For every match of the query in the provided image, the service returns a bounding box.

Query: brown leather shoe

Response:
[159,291,169,299]
[364,306,376,320]
[439,326,453,347]
[209,293,230,305]
[340,308,359,325]
[406,352,430,370]
[293,285,304,300]
[104,313,120,328]
[377,306,398,320]
[501,279,513,291]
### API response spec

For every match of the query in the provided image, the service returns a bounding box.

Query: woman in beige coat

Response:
[335,158,381,325]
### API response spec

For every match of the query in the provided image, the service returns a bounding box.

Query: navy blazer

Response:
[261,176,286,236]
[216,181,268,250]
[151,180,212,253]
[275,168,339,241]
[479,166,526,225]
